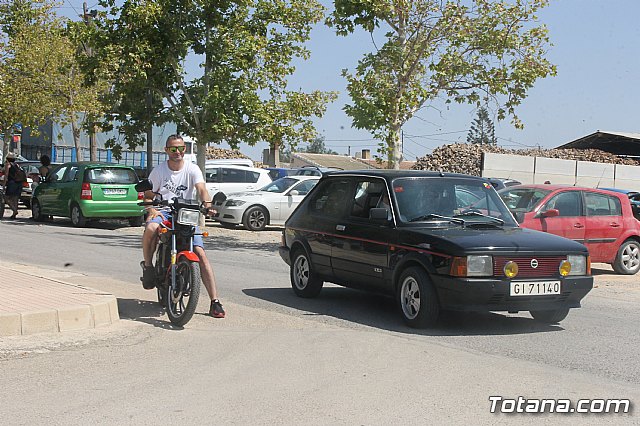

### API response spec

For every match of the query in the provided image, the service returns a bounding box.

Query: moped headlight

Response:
[177,209,200,226]
[566,255,588,276]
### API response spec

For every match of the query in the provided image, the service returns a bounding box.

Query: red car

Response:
[499,185,640,274]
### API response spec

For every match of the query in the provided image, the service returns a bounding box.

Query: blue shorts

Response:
[147,212,204,248]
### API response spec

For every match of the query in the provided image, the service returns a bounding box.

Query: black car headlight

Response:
[451,255,493,277]
[565,255,589,276]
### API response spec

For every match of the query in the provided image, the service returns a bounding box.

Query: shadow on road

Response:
[203,235,280,253]
[117,298,184,330]
[243,286,563,337]
[1,215,138,230]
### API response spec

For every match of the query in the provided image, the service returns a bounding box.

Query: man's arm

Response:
[195,182,216,216]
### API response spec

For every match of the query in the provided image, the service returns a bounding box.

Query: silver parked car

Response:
[212,176,319,231]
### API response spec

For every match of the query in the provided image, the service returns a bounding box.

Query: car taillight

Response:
[138,192,144,200]
[22,181,29,188]
[81,182,92,200]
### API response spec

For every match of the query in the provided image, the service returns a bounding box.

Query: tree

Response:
[0,0,62,158]
[299,136,338,154]
[327,0,556,169]
[0,0,109,161]
[467,106,497,145]
[95,0,337,172]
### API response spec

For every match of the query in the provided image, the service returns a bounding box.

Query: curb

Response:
[0,265,120,336]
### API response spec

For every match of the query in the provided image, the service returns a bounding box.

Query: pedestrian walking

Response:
[2,152,23,219]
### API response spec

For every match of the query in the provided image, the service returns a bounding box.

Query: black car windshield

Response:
[259,177,298,193]
[86,167,138,184]
[499,187,552,213]
[392,177,517,226]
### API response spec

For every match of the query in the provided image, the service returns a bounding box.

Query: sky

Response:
[57,1,640,162]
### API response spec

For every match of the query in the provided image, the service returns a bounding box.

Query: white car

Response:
[212,176,319,231]
[205,164,272,200]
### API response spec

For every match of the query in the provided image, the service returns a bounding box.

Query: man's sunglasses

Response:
[166,146,186,153]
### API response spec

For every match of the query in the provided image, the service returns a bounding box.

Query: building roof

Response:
[292,152,416,170]
[292,152,380,170]
[356,158,416,170]
[556,130,640,157]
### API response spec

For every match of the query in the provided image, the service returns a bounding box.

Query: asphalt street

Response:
[1,213,639,424]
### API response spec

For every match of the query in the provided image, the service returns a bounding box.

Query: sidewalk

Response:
[0,263,119,336]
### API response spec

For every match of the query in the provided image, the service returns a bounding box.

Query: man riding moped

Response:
[141,134,225,318]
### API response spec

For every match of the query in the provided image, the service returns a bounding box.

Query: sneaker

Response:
[209,299,225,318]
[140,262,156,289]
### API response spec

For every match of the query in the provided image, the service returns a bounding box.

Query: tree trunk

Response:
[388,125,402,170]
[71,113,83,161]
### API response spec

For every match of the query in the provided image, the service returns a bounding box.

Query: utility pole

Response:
[83,2,98,161]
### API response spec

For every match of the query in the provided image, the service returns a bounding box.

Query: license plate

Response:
[103,188,127,195]
[510,281,561,296]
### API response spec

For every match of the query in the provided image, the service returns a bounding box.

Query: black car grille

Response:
[493,256,564,278]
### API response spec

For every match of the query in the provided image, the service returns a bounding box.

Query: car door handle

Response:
[574,223,584,228]
[336,224,346,231]
[609,222,620,227]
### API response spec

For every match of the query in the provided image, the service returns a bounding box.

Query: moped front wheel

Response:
[166,258,201,326]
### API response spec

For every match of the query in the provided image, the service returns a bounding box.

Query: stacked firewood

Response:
[205,146,251,160]
[413,143,640,175]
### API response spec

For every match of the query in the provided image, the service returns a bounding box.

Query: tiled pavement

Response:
[0,265,119,336]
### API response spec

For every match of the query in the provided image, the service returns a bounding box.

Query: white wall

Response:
[482,153,640,189]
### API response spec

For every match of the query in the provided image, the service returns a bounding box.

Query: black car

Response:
[279,170,593,328]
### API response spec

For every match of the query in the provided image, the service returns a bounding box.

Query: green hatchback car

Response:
[31,162,144,227]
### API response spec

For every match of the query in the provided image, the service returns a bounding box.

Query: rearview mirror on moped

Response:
[135,179,153,193]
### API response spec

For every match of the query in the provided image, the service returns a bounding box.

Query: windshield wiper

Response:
[456,210,504,225]
[409,214,465,225]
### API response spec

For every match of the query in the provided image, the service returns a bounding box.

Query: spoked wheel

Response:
[31,198,43,222]
[397,267,440,328]
[612,239,640,275]
[243,206,268,231]
[166,258,201,326]
[290,248,323,298]
[70,203,86,227]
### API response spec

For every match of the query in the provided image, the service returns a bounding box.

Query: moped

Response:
[136,180,209,326]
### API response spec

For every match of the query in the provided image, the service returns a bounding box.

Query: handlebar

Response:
[138,198,214,215]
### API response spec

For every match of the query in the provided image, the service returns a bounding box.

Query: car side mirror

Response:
[289,190,299,196]
[135,179,153,192]
[540,208,559,218]
[369,207,390,223]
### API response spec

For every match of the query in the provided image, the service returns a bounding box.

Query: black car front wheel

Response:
[530,308,569,324]
[397,267,440,328]
[290,248,323,298]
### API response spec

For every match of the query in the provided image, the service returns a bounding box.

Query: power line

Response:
[403,130,468,138]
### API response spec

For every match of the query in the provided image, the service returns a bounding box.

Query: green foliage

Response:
[327,0,556,169]
[467,106,497,145]
[94,0,337,168]
[0,0,109,160]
